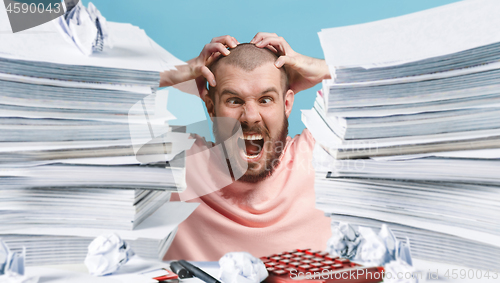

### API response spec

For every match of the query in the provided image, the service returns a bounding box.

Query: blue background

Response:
[83,0,460,136]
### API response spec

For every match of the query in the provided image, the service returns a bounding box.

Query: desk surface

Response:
[25,258,499,283]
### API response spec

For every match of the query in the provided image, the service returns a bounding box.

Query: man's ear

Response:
[204,94,215,121]
[284,89,294,119]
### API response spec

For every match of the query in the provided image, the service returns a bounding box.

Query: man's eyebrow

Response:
[220,89,240,96]
[220,87,280,97]
[261,87,279,95]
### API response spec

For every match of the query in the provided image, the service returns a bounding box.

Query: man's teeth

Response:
[244,152,260,159]
[243,134,263,140]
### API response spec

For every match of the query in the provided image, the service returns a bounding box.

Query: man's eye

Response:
[260,97,273,104]
[227,98,243,105]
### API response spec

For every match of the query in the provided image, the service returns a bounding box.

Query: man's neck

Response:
[218,177,281,212]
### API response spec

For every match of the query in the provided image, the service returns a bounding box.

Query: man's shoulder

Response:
[287,128,315,155]
[291,128,314,144]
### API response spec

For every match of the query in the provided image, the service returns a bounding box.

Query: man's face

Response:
[207,62,294,182]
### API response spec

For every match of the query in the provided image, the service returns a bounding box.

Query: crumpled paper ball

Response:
[0,241,8,275]
[326,222,362,259]
[84,234,135,276]
[326,222,414,268]
[0,241,24,277]
[0,241,37,283]
[397,239,413,266]
[56,1,112,56]
[218,252,268,283]
[356,226,394,266]
[383,259,418,283]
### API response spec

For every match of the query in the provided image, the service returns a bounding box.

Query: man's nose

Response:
[240,102,261,125]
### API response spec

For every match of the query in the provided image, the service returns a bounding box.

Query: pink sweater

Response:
[164,129,331,261]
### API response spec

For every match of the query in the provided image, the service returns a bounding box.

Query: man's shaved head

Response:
[205,43,295,184]
[208,43,289,101]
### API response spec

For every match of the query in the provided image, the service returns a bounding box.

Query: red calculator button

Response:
[266,267,275,272]
[296,249,307,252]
[310,262,323,268]
[335,258,350,264]
[315,251,329,257]
[298,264,312,270]
[304,250,314,255]
[332,264,343,269]
[325,255,338,260]
[309,268,320,273]
[279,259,290,264]
[303,255,314,259]
[322,260,334,265]
[273,270,286,275]
[292,252,305,256]
[301,260,313,264]
[291,257,302,261]
[275,264,287,269]
[289,261,301,267]
[285,267,296,273]
[265,262,277,267]
[312,257,324,262]
[282,254,293,258]
[270,256,281,262]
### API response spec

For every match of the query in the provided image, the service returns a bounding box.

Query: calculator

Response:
[261,249,384,283]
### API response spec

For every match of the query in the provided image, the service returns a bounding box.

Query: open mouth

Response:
[238,133,265,160]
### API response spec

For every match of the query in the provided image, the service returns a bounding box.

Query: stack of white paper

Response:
[309,0,500,272]
[312,0,500,159]
[0,5,194,265]
[1,202,199,266]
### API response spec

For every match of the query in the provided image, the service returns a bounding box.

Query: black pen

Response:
[177,260,221,283]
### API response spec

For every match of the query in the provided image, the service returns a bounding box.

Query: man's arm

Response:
[159,35,239,99]
[250,32,331,94]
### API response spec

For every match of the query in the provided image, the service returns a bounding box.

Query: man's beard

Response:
[213,114,289,184]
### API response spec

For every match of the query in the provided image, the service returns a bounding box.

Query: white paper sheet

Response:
[149,38,186,71]
[25,256,167,283]
[319,0,500,68]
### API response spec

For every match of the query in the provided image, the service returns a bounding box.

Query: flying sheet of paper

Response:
[319,0,500,68]
[149,38,186,71]
[301,109,342,151]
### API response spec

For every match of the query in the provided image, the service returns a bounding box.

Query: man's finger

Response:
[210,35,238,48]
[200,65,216,87]
[264,44,278,53]
[202,43,230,58]
[250,32,278,44]
[255,37,287,55]
[275,55,296,68]
[206,52,222,66]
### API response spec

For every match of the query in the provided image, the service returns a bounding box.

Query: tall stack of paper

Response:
[0,5,195,265]
[307,0,500,272]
